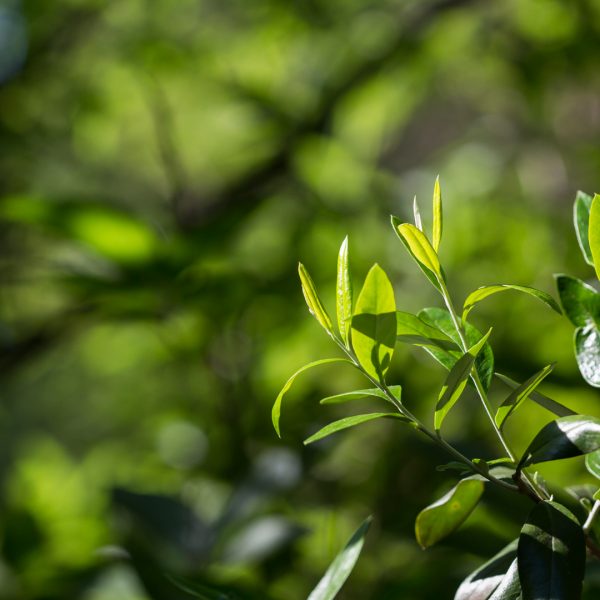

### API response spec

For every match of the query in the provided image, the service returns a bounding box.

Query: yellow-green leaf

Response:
[393,221,442,281]
[590,193,600,280]
[336,237,353,345]
[413,196,423,231]
[299,263,333,333]
[432,175,442,252]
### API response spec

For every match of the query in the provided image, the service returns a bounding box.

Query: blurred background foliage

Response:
[1,0,600,598]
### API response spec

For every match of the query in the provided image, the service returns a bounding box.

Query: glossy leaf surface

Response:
[585,449,600,479]
[320,386,400,405]
[336,237,353,345]
[518,501,585,600]
[396,311,456,350]
[299,263,333,333]
[304,412,408,445]
[351,264,396,381]
[574,325,600,387]
[415,477,484,549]
[307,516,372,600]
[462,284,561,322]
[574,190,594,265]
[555,275,600,328]
[495,363,555,429]
[591,193,600,280]
[413,196,423,231]
[432,176,442,251]
[488,559,521,600]
[272,358,352,437]
[518,415,600,469]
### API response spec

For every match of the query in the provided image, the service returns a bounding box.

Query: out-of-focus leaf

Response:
[590,193,600,280]
[413,196,423,231]
[396,311,456,350]
[435,329,492,431]
[574,325,600,387]
[320,386,400,405]
[495,363,555,429]
[432,176,442,252]
[555,275,600,328]
[574,190,594,266]
[518,415,600,469]
[488,559,521,600]
[495,373,575,417]
[304,412,409,445]
[462,284,561,322]
[298,263,334,334]
[454,539,518,600]
[518,501,585,600]
[419,308,494,391]
[272,358,353,437]
[336,236,353,345]
[415,477,484,549]
[307,516,372,600]
[391,217,443,290]
[351,264,396,381]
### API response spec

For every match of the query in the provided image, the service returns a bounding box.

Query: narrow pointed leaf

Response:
[307,516,371,600]
[299,263,333,333]
[518,501,585,600]
[518,415,600,469]
[396,311,456,350]
[555,274,600,328]
[462,284,561,322]
[435,329,492,431]
[350,264,396,381]
[320,386,400,405]
[415,477,484,549]
[495,364,555,429]
[454,539,518,600]
[495,372,575,418]
[413,196,423,231]
[488,559,521,600]
[590,193,600,280]
[272,358,352,437]
[574,190,594,265]
[391,216,443,290]
[432,176,442,252]
[304,412,409,445]
[336,237,353,345]
[574,325,600,387]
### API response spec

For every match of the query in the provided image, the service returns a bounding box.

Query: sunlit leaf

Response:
[555,275,600,328]
[320,386,400,405]
[413,196,423,231]
[495,363,555,429]
[574,190,594,266]
[351,264,396,381]
[574,325,600,388]
[432,175,442,252]
[462,284,561,323]
[585,449,600,479]
[272,358,353,437]
[488,559,521,600]
[336,236,353,345]
[590,193,600,280]
[435,329,492,432]
[518,501,585,600]
[518,415,600,469]
[304,412,409,445]
[307,516,372,600]
[415,477,484,549]
[298,263,334,334]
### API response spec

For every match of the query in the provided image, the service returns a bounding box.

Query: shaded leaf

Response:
[298,263,334,334]
[435,329,492,431]
[495,364,555,430]
[462,284,561,323]
[574,190,594,266]
[574,325,600,388]
[518,501,585,600]
[454,539,518,600]
[272,358,353,437]
[415,477,484,549]
[396,311,456,350]
[320,386,400,405]
[304,413,409,445]
[336,237,353,345]
[307,516,372,600]
[591,193,600,280]
[518,415,600,469]
[432,176,442,252]
[350,264,396,381]
[488,559,521,600]
[555,275,600,329]
[495,372,575,418]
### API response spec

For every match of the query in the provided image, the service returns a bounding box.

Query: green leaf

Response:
[488,559,521,600]
[518,501,585,600]
[495,372,575,418]
[455,539,518,600]
[304,412,409,445]
[415,477,485,549]
[495,363,555,430]
[336,237,353,345]
[350,264,396,381]
[413,196,423,231]
[434,329,492,432]
[432,175,442,252]
[396,311,456,350]
[462,284,561,322]
[518,415,600,470]
[391,217,443,290]
[298,263,334,334]
[590,193,600,280]
[574,190,594,266]
[320,386,400,405]
[555,274,600,328]
[585,449,600,479]
[419,307,495,391]
[574,325,600,388]
[272,358,353,437]
[307,516,371,600]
